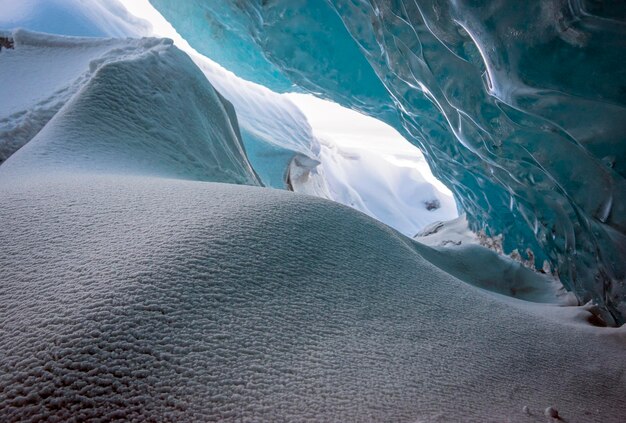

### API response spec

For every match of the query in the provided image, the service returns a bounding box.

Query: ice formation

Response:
[149,0,626,324]
[1,1,626,421]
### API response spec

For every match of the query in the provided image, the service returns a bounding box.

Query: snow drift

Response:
[1,5,625,422]
[0,30,259,185]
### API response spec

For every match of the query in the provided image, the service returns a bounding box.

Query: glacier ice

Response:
[1,2,626,420]
[149,0,626,324]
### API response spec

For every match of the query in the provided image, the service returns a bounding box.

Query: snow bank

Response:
[415,216,573,304]
[1,174,625,422]
[0,30,124,163]
[0,30,259,185]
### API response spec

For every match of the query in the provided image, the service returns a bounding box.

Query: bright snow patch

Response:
[287,93,458,236]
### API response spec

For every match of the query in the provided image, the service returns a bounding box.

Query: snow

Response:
[2,3,625,421]
[288,93,458,236]
[0,0,151,38]
[147,0,626,324]
[415,215,574,304]
[0,30,259,185]
[0,31,127,163]
[1,171,625,421]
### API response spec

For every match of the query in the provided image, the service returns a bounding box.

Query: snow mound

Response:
[0,30,259,185]
[415,216,573,304]
[1,175,625,422]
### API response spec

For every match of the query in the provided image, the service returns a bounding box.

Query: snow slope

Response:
[1,172,625,422]
[0,30,259,185]
[0,30,122,163]
[0,0,320,189]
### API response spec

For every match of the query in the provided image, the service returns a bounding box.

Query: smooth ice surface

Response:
[149,0,626,323]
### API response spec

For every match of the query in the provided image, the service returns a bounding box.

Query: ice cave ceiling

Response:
[148,0,626,324]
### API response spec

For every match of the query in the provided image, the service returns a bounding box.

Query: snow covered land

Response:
[1,1,625,422]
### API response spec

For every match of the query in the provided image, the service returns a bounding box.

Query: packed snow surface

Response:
[0,30,259,185]
[1,170,626,421]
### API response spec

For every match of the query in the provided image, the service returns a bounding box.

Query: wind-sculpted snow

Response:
[192,56,323,189]
[149,0,626,324]
[0,30,260,185]
[0,0,321,190]
[1,174,626,422]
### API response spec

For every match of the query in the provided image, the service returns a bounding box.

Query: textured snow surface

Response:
[1,175,625,422]
[0,30,259,185]
[0,31,124,163]
[149,0,626,324]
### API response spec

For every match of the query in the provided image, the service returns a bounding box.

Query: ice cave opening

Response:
[286,93,459,237]
[2,0,626,421]
[117,0,460,238]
